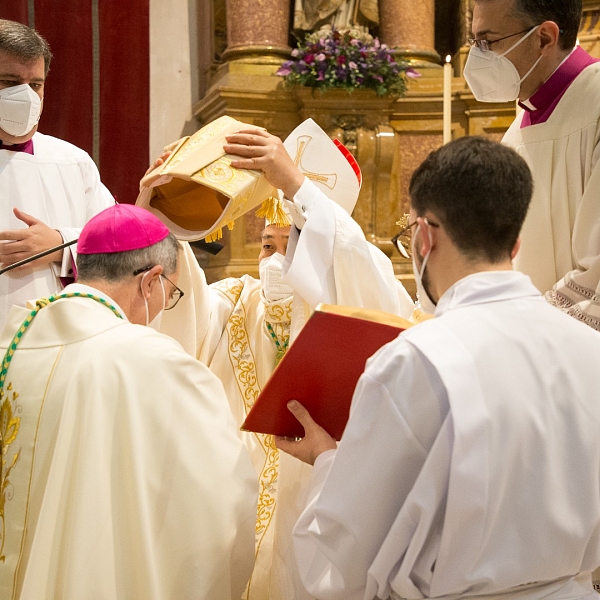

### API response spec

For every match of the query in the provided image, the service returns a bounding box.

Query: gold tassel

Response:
[255,196,292,227]
[204,228,223,243]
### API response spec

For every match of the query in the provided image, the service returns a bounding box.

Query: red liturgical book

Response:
[241,304,412,441]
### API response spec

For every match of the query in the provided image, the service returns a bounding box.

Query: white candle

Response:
[443,55,452,145]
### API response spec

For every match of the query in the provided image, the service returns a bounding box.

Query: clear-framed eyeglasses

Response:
[467,26,537,53]
[133,265,185,310]
[391,215,440,259]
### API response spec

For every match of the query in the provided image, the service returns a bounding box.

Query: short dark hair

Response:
[0,19,53,76]
[409,136,533,263]
[77,233,180,283]
[511,0,582,51]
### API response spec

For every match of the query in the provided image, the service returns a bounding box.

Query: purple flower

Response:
[279,26,409,96]
[276,64,292,76]
[405,67,421,79]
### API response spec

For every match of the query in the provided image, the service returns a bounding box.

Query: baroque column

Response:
[379,0,440,67]
[222,0,291,64]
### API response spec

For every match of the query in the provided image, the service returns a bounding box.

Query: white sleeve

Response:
[56,157,115,277]
[293,342,447,600]
[282,179,414,319]
[544,137,600,330]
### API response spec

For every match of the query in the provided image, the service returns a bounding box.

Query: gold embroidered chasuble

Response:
[0,285,257,599]
[160,245,317,600]
[158,219,414,599]
[206,276,296,599]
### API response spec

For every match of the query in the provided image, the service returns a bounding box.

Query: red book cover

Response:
[241,304,412,440]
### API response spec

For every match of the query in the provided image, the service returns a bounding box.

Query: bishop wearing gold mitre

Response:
[136,116,414,600]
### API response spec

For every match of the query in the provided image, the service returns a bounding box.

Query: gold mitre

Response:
[136,116,280,242]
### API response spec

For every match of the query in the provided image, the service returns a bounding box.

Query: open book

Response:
[241,304,412,440]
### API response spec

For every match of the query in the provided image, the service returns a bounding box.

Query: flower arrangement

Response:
[276,26,419,97]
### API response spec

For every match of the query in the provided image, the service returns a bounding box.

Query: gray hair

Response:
[511,0,582,51]
[474,0,582,51]
[0,19,53,76]
[77,233,180,283]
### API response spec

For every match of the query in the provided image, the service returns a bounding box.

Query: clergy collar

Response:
[434,271,541,318]
[0,138,34,154]
[519,46,599,127]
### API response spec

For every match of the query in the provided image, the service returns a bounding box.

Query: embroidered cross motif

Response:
[293,135,337,189]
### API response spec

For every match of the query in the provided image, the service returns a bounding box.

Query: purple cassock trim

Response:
[519,46,600,128]
[0,138,34,154]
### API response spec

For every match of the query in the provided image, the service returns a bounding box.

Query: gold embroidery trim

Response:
[212,278,244,307]
[0,383,21,564]
[225,292,279,557]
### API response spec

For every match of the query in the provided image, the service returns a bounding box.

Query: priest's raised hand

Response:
[224,127,305,200]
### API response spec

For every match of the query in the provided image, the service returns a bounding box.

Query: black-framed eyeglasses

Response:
[133,265,185,310]
[467,26,537,53]
[391,217,440,259]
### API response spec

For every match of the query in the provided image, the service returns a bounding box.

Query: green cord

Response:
[265,321,289,366]
[0,292,123,395]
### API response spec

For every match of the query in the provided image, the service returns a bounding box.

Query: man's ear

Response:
[538,20,561,55]
[416,217,434,257]
[139,264,163,299]
[510,237,521,261]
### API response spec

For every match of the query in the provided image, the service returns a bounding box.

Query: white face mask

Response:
[259,252,294,302]
[411,224,437,314]
[141,272,166,330]
[464,25,542,102]
[0,84,42,137]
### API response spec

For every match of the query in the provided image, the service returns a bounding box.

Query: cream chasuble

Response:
[503,62,600,330]
[159,179,414,600]
[0,132,114,330]
[0,284,257,599]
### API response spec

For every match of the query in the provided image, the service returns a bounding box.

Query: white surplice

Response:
[0,283,257,600]
[503,62,600,329]
[159,178,414,600]
[0,132,115,329]
[293,271,600,600]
